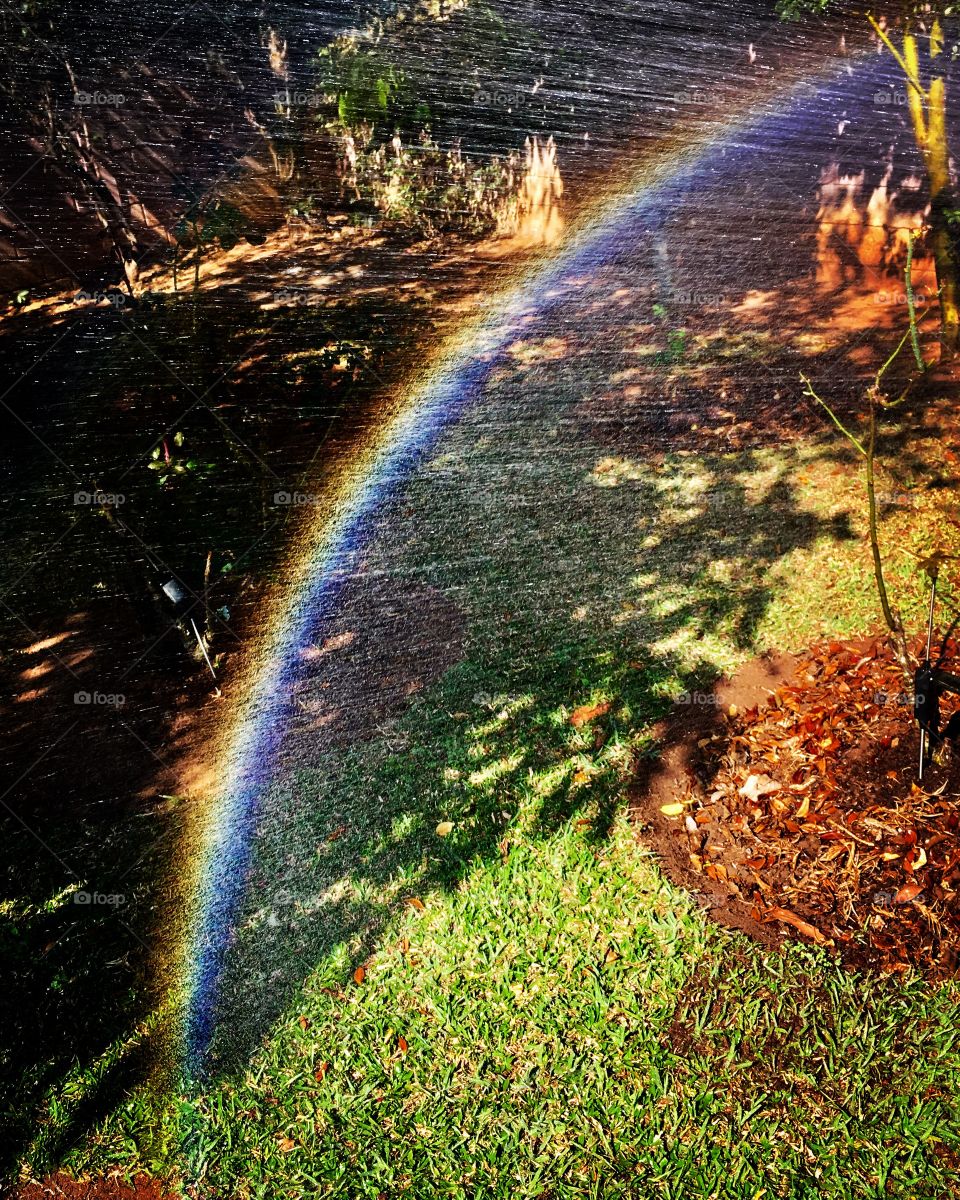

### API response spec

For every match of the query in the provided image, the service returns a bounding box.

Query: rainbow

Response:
[180,57,854,1073]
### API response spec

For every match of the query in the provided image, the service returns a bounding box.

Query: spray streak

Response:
[181,63,846,1072]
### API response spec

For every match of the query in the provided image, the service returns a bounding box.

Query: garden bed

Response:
[637,636,960,977]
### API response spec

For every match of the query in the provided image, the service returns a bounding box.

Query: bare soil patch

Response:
[13,1173,176,1200]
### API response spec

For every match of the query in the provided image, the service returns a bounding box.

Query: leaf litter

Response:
[644,636,960,976]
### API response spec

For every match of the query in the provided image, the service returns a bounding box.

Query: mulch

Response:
[12,1175,177,1200]
[634,635,960,977]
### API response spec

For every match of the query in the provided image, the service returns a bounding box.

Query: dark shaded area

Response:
[630,650,800,946]
[0,272,467,1178]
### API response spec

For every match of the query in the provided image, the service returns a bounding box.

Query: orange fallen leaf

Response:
[297,1015,310,1030]
[314,1062,329,1082]
[894,881,924,904]
[570,701,611,728]
[406,897,425,912]
[764,905,828,944]
[353,966,366,985]
[398,1036,408,1054]
[278,1137,296,1153]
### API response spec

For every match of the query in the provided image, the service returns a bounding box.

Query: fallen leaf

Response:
[570,701,611,727]
[320,631,356,654]
[435,821,454,837]
[894,881,923,905]
[314,1062,329,1082]
[660,802,685,817]
[398,1036,408,1054]
[406,897,426,912]
[764,905,828,944]
[278,1137,296,1153]
[353,966,365,985]
[738,774,782,803]
[297,1015,310,1030]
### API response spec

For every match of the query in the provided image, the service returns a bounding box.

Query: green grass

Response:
[39,321,960,1196]
[78,833,960,1197]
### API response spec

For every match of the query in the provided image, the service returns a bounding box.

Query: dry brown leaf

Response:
[764,905,829,944]
[894,881,924,905]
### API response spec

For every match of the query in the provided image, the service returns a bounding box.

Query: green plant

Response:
[801,249,931,674]
[147,431,216,487]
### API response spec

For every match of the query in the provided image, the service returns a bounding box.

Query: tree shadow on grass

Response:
[198,361,858,1077]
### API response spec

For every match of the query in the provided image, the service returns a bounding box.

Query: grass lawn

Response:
[48,290,960,1197]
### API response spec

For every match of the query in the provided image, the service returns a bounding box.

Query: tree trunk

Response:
[926,82,959,355]
[903,23,959,356]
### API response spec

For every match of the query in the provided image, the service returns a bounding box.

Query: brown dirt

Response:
[13,1173,176,1200]
[632,650,798,948]
[633,637,960,976]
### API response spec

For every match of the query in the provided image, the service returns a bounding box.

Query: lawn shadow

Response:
[197,256,875,1075]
